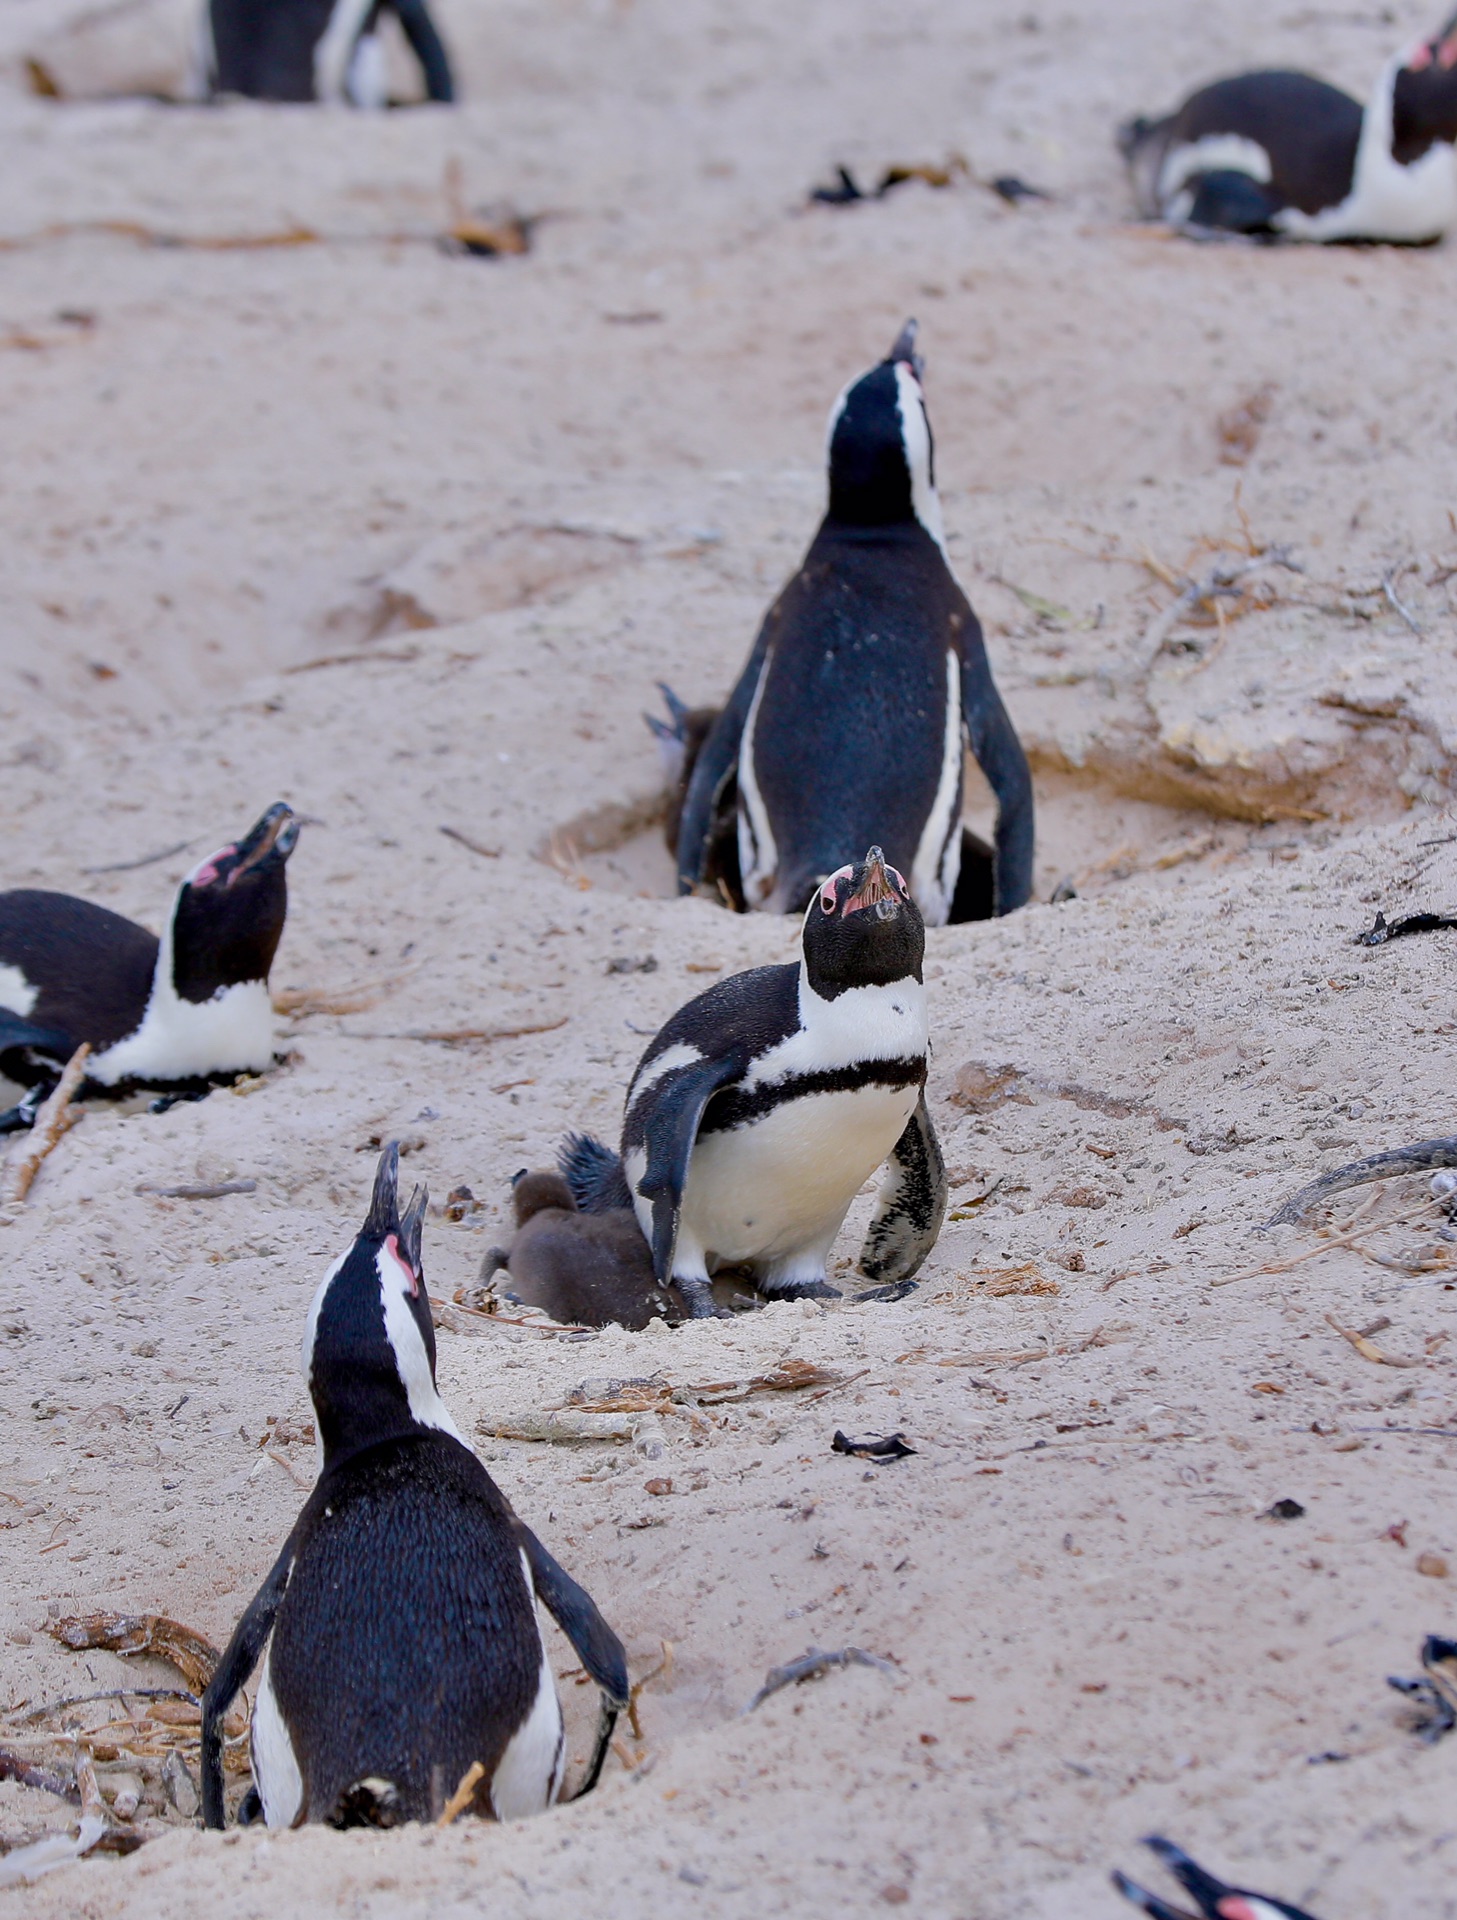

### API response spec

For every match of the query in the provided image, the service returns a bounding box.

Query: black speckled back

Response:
[269,1431,546,1824]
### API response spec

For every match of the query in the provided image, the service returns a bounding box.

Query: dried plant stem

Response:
[0,1045,89,1217]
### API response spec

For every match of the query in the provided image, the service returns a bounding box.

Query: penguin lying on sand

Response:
[1121,11,1457,240]
[671,321,1033,926]
[199,0,454,107]
[562,846,946,1320]
[0,802,297,1131]
[482,1168,686,1329]
[202,1145,629,1829]
[1114,1834,1320,1920]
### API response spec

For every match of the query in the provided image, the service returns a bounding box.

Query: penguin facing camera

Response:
[198,0,454,107]
[480,1167,686,1329]
[1114,1834,1320,1920]
[0,801,298,1131]
[561,845,946,1320]
[202,1144,629,1829]
[1121,10,1457,241]
[670,320,1033,926]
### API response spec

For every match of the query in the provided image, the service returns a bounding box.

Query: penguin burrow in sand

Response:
[481,1167,686,1329]
[1114,1834,1320,1920]
[1120,11,1457,241]
[199,0,454,107]
[667,320,1034,927]
[201,1145,629,1829]
[561,846,946,1320]
[0,801,298,1131]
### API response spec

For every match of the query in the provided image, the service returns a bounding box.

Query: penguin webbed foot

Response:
[855,1278,919,1304]
[677,1276,734,1319]
[149,1085,214,1116]
[767,1278,842,1302]
[0,1081,54,1134]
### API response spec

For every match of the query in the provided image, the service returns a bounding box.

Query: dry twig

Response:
[435,1759,485,1826]
[0,1046,88,1217]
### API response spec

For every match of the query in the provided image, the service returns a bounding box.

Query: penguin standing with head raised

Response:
[670,322,1033,926]
[197,0,454,107]
[201,1145,628,1830]
[1120,11,1457,240]
[0,802,298,1130]
[562,846,946,1319]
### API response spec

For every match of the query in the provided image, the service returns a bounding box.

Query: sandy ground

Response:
[0,1,1456,1914]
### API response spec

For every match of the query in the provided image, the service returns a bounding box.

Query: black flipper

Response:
[558,1132,634,1214]
[633,1054,740,1307]
[515,1523,629,1802]
[1184,169,1281,234]
[858,1092,946,1289]
[389,0,454,100]
[0,1009,75,1072]
[1111,1871,1198,1920]
[200,1538,296,1829]
[675,617,776,898]
[960,638,1034,915]
[516,1524,629,1706]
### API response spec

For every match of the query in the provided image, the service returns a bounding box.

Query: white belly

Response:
[252,1643,304,1829]
[681,1079,919,1269]
[490,1563,564,1820]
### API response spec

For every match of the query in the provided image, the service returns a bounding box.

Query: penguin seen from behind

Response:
[201,1145,629,1829]
[199,0,454,107]
[1121,12,1457,240]
[0,801,298,1130]
[562,846,946,1319]
[672,321,1033,926]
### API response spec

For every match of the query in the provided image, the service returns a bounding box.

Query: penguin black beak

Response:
[887,318,924,380]
[226,802,299,886]
[842,846,900,919]
[364,1142,401,1241]
[399,1181,428,1278]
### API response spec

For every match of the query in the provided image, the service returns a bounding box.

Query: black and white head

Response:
[302,1143,458,1463]
[825,320,944,550]
[802,846,925,998]
[169,802,298,1004]
[1394,10,1457,158]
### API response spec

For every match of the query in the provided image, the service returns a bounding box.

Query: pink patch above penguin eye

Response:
[1441,33,1457,68]
[1410,40,1434,69]
[1216,1901,1263,1920]
[383,1233,419,1298]
[189,844,235,889]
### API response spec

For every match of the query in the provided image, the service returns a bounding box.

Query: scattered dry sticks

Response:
[134,1179,256,1200]
[0,1045,88,1219]
[745,1647,896,1714]
[1144,544,1301,662]
[45,1612,220,1694]
[435,1760,485,1827]
[1325,1313,1423,1370]
[480,1361,846,1445]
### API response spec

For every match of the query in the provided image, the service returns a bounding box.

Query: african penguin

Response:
[1114,1834,1320,1920]
[480,1168,686,1329]
[646,684,744,908]
[196,0,454,107]
[561,846,947,1320]
[1120,12,1457,240]
[672,320,1034,927]
[0,801,298,1129]
[201,1144,629,1830]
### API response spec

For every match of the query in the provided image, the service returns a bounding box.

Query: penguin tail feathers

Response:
[558,1132,633,1213]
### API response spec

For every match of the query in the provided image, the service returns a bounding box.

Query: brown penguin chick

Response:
[486,1171,685,1330]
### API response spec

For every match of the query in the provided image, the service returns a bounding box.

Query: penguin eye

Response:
[820,886,836,914]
